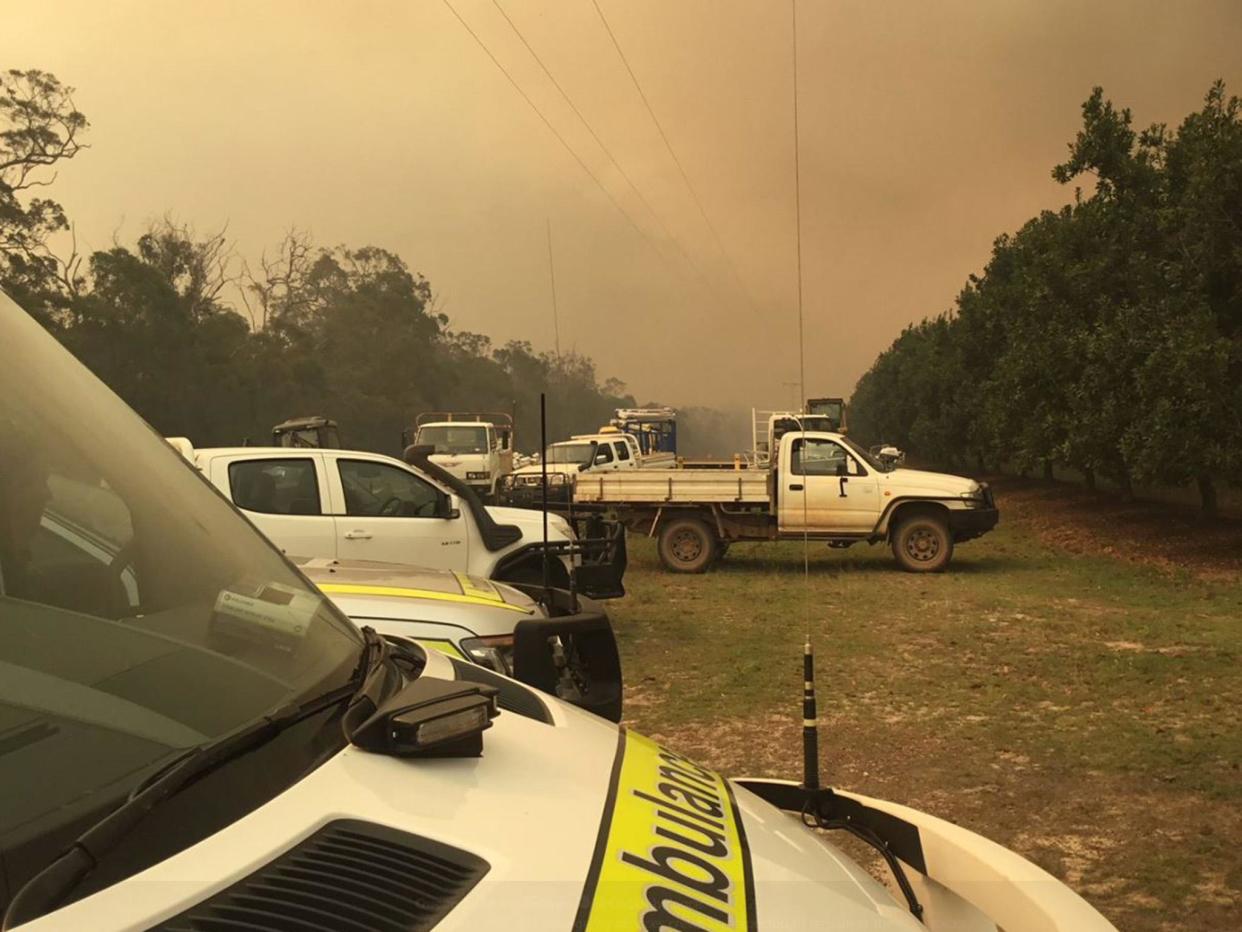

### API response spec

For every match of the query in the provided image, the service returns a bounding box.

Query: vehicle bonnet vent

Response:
[153,819,488,932]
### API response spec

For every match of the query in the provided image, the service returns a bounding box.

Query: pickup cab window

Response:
[615,441,631,462]
[790,438,866,477]
[594,444,614,466]
[338,459,441,517]
[229,459,321,515]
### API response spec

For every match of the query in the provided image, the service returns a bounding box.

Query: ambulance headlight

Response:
[461,634,515,676]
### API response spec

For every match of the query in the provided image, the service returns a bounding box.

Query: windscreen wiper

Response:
[2,627,394,930]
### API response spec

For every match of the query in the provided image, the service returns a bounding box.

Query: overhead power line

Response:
[490,0,731,306]
[791,0,806,410]
[440,0,682,276]
[589,0,763,318]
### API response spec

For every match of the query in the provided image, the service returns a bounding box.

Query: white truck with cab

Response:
[0,286,1114,932]
[173,440,626,599]
[406,411,515,501]
[575,427,998,573]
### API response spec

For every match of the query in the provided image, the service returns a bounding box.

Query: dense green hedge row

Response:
[848,84,1242,512]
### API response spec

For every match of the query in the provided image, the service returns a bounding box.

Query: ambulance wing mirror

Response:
[513,611,622,723]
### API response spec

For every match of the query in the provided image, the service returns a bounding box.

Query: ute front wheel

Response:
[657,517,718,573]
[891,515,953,572]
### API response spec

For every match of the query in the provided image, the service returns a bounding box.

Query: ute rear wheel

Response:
[891,514,953,572]
[657,516,718,573]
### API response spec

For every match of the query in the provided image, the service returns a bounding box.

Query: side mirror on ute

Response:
[513,610,623,723]
[437,493,461,520]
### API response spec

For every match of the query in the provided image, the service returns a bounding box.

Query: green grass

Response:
[608,518,1242,931]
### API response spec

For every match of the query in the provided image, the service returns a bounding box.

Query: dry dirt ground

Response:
[608,478,1241,931]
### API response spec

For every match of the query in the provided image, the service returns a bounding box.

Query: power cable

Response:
[589,0,763,318]
[490,0,735,308]
[441,0,682,276]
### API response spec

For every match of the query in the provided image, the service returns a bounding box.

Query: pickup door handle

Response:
[343,530,373,540]
[788,483,804,491]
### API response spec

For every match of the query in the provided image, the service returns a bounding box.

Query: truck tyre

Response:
[891,514,953,572]
[658,517,717,573]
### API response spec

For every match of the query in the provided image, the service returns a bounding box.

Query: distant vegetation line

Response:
[0,68,740,455]
[848,82,1242,514]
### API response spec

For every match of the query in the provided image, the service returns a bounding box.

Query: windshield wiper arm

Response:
[2,627,393,931]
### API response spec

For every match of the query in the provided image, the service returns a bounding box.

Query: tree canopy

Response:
[849,82,1242,512]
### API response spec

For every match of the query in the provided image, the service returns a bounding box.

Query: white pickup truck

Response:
[497,430,654,509]
[173,442,626,598]
[574,429,998,573]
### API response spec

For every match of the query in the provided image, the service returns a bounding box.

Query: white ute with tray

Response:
[575,426,999,573]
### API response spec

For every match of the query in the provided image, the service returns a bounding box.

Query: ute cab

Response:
[0,290,1113,931]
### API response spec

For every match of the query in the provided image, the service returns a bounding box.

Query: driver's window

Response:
[595,444,614,465]
[615,441,630,462]
[791,438,864,477]
[338,460,441,518]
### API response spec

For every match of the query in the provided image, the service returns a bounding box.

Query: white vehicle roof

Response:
[566,433,632,444]
[418,420,492,428]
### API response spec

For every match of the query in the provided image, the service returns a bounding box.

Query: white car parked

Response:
[172,442,626,599]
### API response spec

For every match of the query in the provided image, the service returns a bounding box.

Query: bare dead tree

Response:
[240,228,315,331]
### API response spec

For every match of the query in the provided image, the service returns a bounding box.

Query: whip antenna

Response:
[540,392,551,605]
[802,639,820,789]
[790,0,821,791]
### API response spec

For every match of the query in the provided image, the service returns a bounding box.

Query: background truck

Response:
[406,411,515,501]
[609,406,677,456]
[574,428,997,573]
[806,396,848,432]
[271,415,341,448]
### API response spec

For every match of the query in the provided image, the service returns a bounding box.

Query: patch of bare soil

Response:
[989,476,1242,582]
[642,710,1242,932]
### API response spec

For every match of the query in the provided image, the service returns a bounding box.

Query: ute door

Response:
[330,456,468,570]
[778,436,880,533]
[221,454,337,557]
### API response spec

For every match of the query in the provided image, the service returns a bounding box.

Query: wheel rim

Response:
[669,529,704,563]
[904,527,941,562]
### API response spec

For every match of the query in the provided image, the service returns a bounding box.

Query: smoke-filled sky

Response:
[4,1,1241,409]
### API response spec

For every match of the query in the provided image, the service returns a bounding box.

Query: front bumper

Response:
[571,516,627,600]
[498,481,572,509]
[949,483,998,541]
[948,506,999,541]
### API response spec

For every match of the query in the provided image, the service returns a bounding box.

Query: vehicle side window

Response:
[229,459,321,515]
[790,438,866,477]
[615,441,630,461]
[594,443,614,465]
[338,460,442,518]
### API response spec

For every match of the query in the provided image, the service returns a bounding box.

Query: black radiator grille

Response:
[154,819,489,932]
